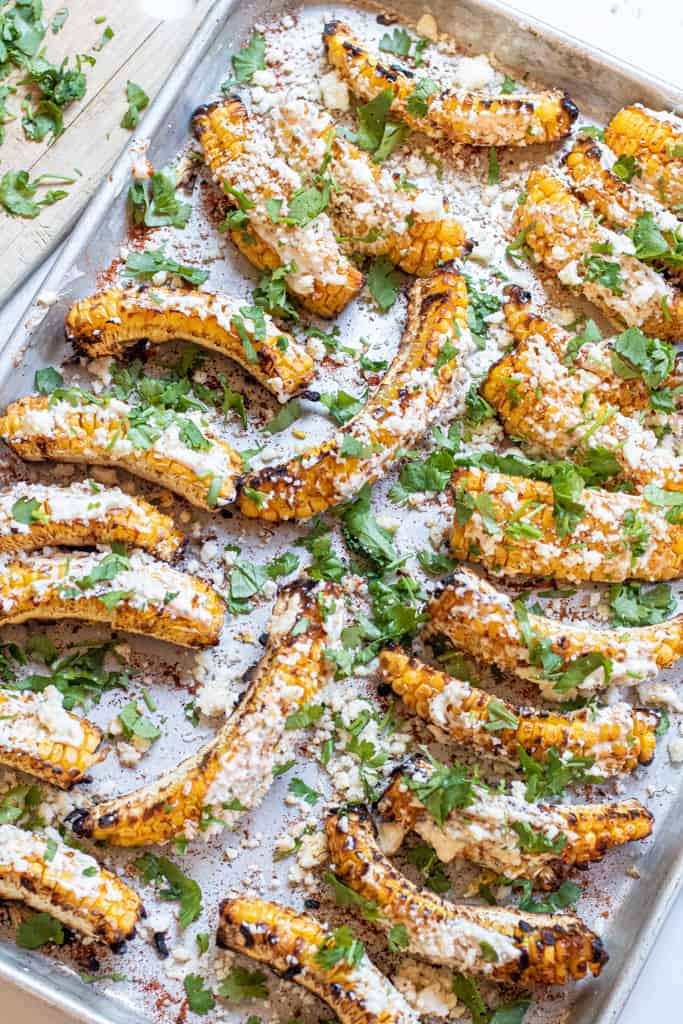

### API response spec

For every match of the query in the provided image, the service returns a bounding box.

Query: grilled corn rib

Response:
[326,807,608,984]
[192,97,362,318]
[0,394,241,511]
[503,285,683,416]
[0,548,224,647]
[67,579,341,846]
[513,166,683,341]
[270,99,470,275]
[239,266,471,521]
[0,825,142,947]
[0,687,105,789]
[379,648,659,777]
[565,138,683,282]
[426,567,683,700]
[216,898,419,1024]
[376,755,653,888]
[65,287,313,403]
[482,312,683,489]
[449,468,683,582]
[0,481,182,560]
[323,21,578,148]
[605,105,683,213]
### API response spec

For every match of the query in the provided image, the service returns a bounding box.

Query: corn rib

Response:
[270,99,470,274]
[483,312,683,489]
[513,166,683,341]
[238,266,471,521]
[216,897,419,1024]
[0,394,241,511]
[605,105,683,213]
[449,468,683,582]
[0,548,224,647]
[0,824,142,947]
[323,21,578,148]
[376,755,653,888]
[326,807,608,984]
[425,567,683,700]
[0,481,182,560]
[503,285,683,416]
[192,97,362,318]
[379,648,659,777]
[66,287,313,403]
[67,580,341,846]
[0,687,105,789]
[565,138,683,282]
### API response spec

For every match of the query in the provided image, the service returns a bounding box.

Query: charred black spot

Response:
[376,13,398,24]
[377,682,392,697]
[239,922,255,948]
[323,19,341,38]
[562,91,580,123]
[220,508,234,519]
[190,101,226,138]
[420,290,448,313]
[540,928,557,946]
[342,41,362,57]
[63,807,93,837]
[377,65,398,82]
[154,932,169,958]
[282,965,303,980]
[304,897,321,910]
[258,632,269,646]
[299,389,321,402]
[593,937,609,965]
[504,283,532,305]
[110,940,127,955]
[392,63,413,79]
[517,919,534,933]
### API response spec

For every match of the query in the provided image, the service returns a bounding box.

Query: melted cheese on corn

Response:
[0,481,154,535]
[0,825,120,902]
[0,686,84,748]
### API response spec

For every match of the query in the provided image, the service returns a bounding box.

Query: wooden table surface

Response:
[0,0,215,304]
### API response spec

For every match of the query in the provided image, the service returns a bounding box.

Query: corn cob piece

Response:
[67,579,342,846]
[192,97,362,318]
[0,824,142,947]
[449,468,683,581]
[326,807,608,984]
[0,394,241,511]
[66,286,313,403]
[503,285,683,416]
[482,314,683,489]
[376,754,653,889]
[0,547,224,647]
[217,897,419,1024]
[513,166,683,341]
[0,480,182,560]
[425,567,683,700]
[323,21,578,148]
[238,266,471,521]
[379,648,659,777]
[0,687,105,789]
[565,138,683,282]
[270,99,470,274]
[605,105,683,214]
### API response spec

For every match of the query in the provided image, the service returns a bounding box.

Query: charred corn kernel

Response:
[192,97,362,318]
[66,287,313,402]
[0,481,182,560]
[379,648,659,777]
[565,139,683,283]
[323,21,578,148]
[0,824,142,946]
[68,580,342,846]
[449,468,683,582]
[376,754,653,888]
[0,688,105,789]
[483,309,683,489]
[605,105,683,213]
[326,807,608,985]
[513,166,683,341]
[238,266,471,521]
[270,99,470,274]
[503,285,683,416]
[426,567,683,700]
[0,548,224,647]
[217,897,418,1024]
[0,394,241,511]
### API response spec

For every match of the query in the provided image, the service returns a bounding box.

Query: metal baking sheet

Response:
[1,2,682,1024]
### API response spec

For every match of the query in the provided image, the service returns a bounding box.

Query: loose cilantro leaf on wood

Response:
[367,254,401,311]
[0,169,74,217]
[16,912,64,949]
[121,80,149,130]
[184,974,216,1015]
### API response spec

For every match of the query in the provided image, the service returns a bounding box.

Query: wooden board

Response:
[0,0,215,303]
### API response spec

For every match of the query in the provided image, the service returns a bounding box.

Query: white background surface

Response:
[1,0,682,1021]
